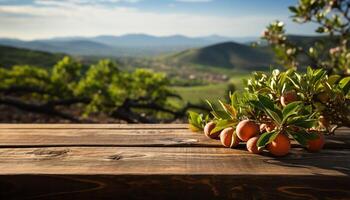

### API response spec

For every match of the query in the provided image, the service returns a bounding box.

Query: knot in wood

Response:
[29,148,70,157]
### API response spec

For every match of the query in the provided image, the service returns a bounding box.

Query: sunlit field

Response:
[173,74,250,104]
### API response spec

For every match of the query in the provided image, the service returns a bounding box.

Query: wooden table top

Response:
[0,124,349,176]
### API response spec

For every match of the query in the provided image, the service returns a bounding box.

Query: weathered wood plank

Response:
[0,147,349,176]
[1,123,349,131]
[0,129,218,147]
[0,124,349,199]
[1,175,349,200]
[0,124,188,129]
[0,128,349,148]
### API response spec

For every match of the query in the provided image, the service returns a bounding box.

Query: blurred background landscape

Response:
[0,0,344,123]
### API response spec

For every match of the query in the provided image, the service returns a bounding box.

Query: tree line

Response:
[0,57,204,123]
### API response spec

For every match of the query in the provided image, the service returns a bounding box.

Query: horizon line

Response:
[0,32,321,41]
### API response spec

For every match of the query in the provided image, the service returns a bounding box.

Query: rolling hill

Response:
[0,34,257,57]
[167,42,275,70]
[166,35,337,70]
[0,34,333,71]
[0,45,65,68]
[0,39,117,56]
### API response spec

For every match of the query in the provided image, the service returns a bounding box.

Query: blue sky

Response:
[0,0,318,40]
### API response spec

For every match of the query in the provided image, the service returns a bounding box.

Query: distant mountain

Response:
[45,40,117,56]
[0,34,328,69]
[0,39,58,52]
[92,34,204,47]
[167,42,275,70]
[0,38,118,56]
[0,34,245,57]
[0,45,65,68]
[166,35,337,70]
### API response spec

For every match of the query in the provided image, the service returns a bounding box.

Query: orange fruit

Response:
[204,121,220,139]
[220,127,240,148]
[236,120,260,142]
[267,133,291,156]
[246,136,262,154]
[307,132,325,152]
[280,90,298,107]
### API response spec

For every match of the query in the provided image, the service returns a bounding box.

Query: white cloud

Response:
[0,2,316,40]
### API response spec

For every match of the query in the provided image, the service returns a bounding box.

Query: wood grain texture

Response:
[0,127,349,148]
[0,124,189,129]
[0,128,218,147]
[1,175,350,200]
[0,124,349,199]
[0,147,349,176]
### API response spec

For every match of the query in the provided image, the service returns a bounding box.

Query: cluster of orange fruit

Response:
[203,120,325,157]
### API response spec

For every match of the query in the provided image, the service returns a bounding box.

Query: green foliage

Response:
[0,65,49,90]
[0,56,178,122]
[210,119,236,134]
[168,42,274,70]
[51,57,82,98]
[0,45,64,68]
[75,59,125,115]
[189,67,350,146]
[188,111,209,131]
[193,91,259,133]
[246,67,350,130]
[262,0,350,74]
[253,94,318,147]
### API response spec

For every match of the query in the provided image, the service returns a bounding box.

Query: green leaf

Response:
[282,101,302,119]
[206,100,230,119]
[257,94,282,124]
[249,100,264,110]
[206,99,216,111]
[287,116,306,124]
[211,120,236,134]
[257,94,275,111]
[288,129,319,146]
[188,111,204,130]
[289,131,307,146]
[292,119,316,128]
[249,99,262,107]
[215,111,232,120]
[267,131,279,144]
[307,67,313,76]
[257,130,278,147]
[294,72,301,83]
[219,100,237,119]
[339,77,350,94]
[287,76,300,89]
[265,108,283,125]
[229,92,239,107]
[328,75,341,85]
[311,69,326,86]
[288,6,298,13]
[188,111,199,123]
[304,131,320,140]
